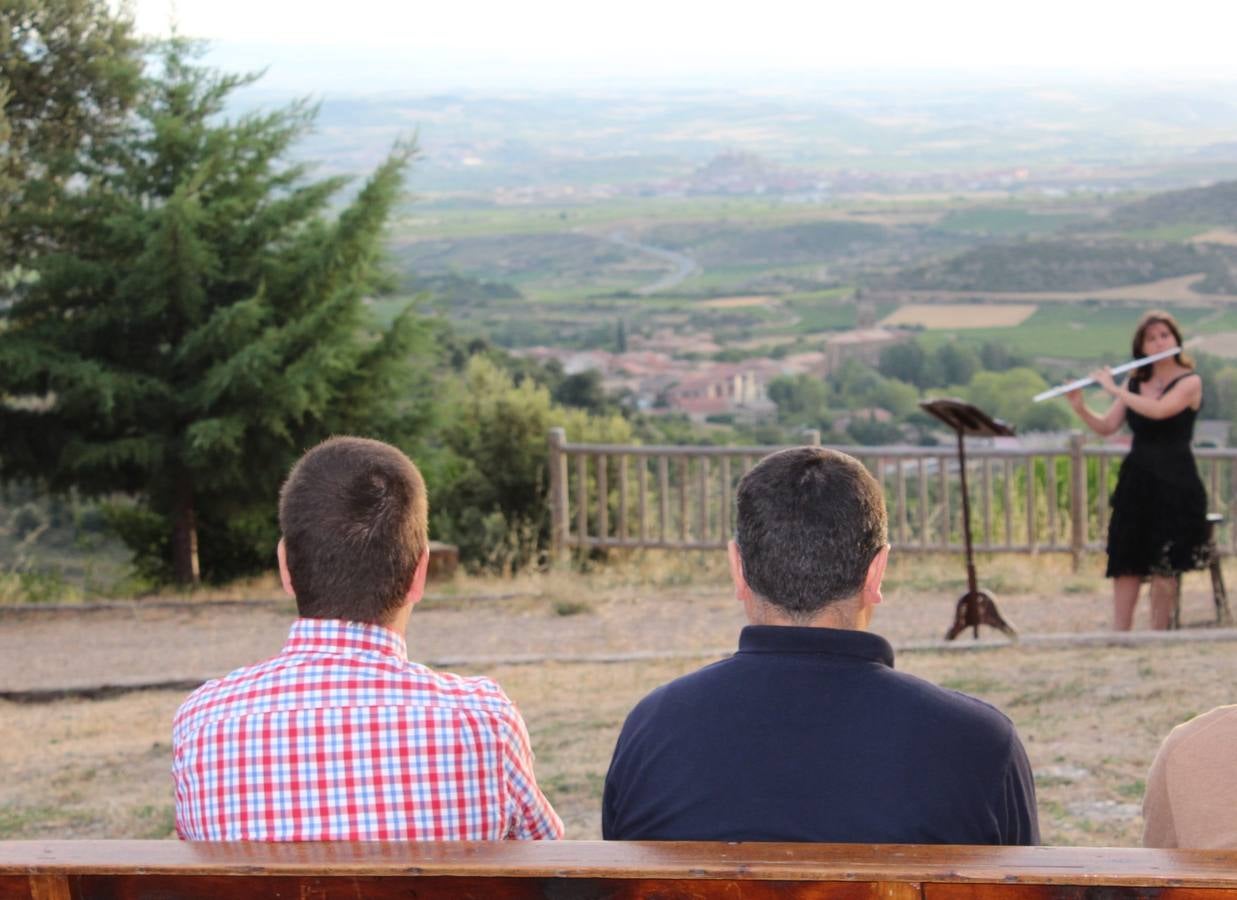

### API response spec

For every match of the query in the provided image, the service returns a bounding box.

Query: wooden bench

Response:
[3,841,1237,899]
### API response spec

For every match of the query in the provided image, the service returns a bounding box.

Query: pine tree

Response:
[0,41,426,584]
[0,84,11,228]
[1,0,143,264]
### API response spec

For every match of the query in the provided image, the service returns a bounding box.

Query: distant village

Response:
[518,325,907,423]
[487,150,1110,206]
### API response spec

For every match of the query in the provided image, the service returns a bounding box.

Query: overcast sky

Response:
[131,0,1237,92]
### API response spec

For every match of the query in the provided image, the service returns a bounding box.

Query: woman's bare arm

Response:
[1093,370,1201,421]
[1067,387,1126,436]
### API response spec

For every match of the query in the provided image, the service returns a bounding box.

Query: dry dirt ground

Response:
[2,553,1236,845]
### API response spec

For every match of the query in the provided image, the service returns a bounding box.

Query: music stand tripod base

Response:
[919,398,1020,641]
[946,590,1018,641]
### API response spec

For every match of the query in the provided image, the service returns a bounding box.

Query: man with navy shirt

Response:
[602,446,1039,844]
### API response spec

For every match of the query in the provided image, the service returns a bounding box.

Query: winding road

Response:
[605,230,701,295]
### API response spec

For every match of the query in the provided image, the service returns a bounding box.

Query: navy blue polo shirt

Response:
[602,625,1039,844]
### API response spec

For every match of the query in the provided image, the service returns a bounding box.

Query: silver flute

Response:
[1032,346,1183,403]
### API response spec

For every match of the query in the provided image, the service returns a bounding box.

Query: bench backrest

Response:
[3,841,1237,899]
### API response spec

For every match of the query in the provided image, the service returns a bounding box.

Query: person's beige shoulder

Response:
[1143,705,1237,849]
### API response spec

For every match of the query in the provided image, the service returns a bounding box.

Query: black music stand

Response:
[919,398,1018,641]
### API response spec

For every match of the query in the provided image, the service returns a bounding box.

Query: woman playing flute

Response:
[1067,310,1209,630]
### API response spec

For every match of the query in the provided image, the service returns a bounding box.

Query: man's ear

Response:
[728,539,754,606]
[276,538,295,598]
[862,545,890,608]
[405,545,431,609]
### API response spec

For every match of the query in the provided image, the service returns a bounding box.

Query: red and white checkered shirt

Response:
[172,618,563,841]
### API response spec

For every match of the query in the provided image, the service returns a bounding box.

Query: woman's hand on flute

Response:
[1065,387,1085,413]
[1090,367,1118,395]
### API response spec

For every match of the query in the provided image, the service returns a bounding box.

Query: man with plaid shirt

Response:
[172,437,563,841]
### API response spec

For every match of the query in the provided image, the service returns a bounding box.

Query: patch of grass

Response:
[779,294,858,332]
[938,676,1006,694]
[540,771,606,798]
[902,576,969,593]
[1034,774,1076,789]
[1118,779,1146,800]
[133,803,177,839]
[1008,679,1088,707]
[552,600,592,617]
[1118,224,1211,241]
[914,303,1218,361]
[0,804,95,839]
[935,208,1085,236]
[983,572,1034,594]
[1039,798,1069,822]
[0,565,92,604]
[0,805,58,838]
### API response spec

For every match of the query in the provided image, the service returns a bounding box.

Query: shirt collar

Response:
[737,624,895,668]
[282,618,408,662]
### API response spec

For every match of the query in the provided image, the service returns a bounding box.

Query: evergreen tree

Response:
[1,0,143,264]
[0,42,425,584]
[0,83,10,227]
[553,370,609,413]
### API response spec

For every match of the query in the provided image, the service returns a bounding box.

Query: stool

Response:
[1172,512,1233,629]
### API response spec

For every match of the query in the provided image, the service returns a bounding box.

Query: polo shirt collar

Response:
[738,624,895,668]
[282,617,409,662]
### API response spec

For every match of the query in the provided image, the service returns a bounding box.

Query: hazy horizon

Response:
[191,40,1237,97]
[132,0,1237,96]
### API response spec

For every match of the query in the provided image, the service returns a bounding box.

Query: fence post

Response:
[548,428,567,561]
[1069,431,1087,572]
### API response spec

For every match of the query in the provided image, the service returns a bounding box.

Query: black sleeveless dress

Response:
[1105,373,1210,578]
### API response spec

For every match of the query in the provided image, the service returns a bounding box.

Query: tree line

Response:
[763,339,1072,445]
[764,336,1237,450]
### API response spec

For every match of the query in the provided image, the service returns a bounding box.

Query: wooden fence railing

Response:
[547,428,1237,566]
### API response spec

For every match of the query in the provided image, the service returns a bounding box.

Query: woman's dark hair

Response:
[1131,310,1192,383]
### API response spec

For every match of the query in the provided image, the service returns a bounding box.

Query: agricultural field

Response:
[1197,331,1237,359]
[881,303,1038,329]
[1193,228,1237,247]
[933,207,1096,236]
[912,303,1237,360]
[386,171,1237,364]
[696,295,778,309]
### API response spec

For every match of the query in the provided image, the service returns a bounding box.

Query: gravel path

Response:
[0,569,1228,694]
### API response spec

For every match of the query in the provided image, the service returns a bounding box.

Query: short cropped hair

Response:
[735,447,887,620]
[278,436,428,623]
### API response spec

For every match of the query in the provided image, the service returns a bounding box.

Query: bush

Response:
[427,356,632,572]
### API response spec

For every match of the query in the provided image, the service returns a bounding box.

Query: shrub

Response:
[427,357,632,572]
